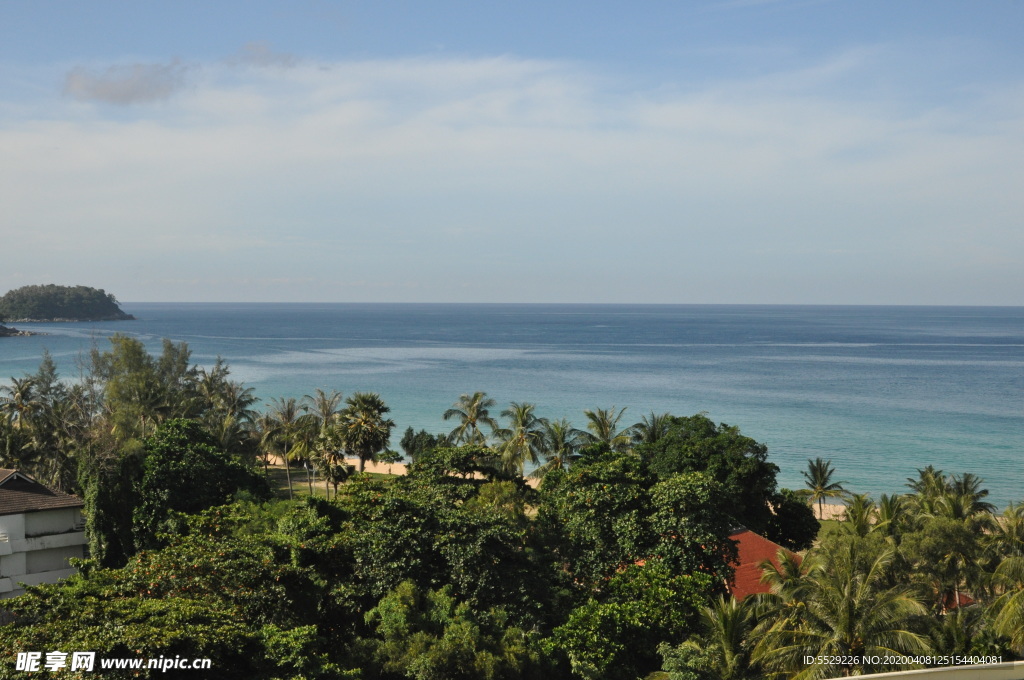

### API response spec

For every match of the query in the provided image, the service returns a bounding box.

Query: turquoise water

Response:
[1,303,1021,506]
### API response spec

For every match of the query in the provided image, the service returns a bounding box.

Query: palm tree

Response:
[987,503,1024,561]
[254,413,278,473]
[531,418,587,478]
[630,411,672,446]
[218,381,259,425]
[905,465,949,515]
[673,595,758,680]
[802,458,847,520]
[758,549,816,602]
[303,388,344,433]
[340,392,395,473]
[949,472,996,516]
[753,538,931,678]
[582,406,632,452]
[841,493,876,538]
[266,397,307,500]
[990,556,1024,652]
[874,493,908,539]
[303,388,345,496]
[443,392,499,445]
[0,377,41,429]
[493,402,544,475]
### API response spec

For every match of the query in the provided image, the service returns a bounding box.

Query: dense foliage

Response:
[0,284,134,321]
[1,343,1021,678]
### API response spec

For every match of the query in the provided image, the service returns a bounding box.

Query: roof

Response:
[0,470,84,515]
[728,528,798,601]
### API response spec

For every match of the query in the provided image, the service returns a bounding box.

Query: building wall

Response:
[0,508,86,599]
[25,508,80,537]
[0,514,26,542]
[25,545,83,574]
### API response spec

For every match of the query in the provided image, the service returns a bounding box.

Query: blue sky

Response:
[2,1,1022,303]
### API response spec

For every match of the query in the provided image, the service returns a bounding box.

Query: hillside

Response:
[0,284,135,322]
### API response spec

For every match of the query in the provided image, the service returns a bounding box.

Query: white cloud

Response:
[63,60,191,105]
[2,49,1022,303]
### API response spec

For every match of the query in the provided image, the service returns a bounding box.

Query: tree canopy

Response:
[0,284,134,321]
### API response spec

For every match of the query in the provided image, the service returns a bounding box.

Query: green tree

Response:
[764,489,819,551]
[841,493,876,538]
[660,595,759,680]
[639,414,782,538]
[89,335,198,440]
[340,392,396,473]
[903,515,987,613]
[538,450,653,584]
[443,391,500,445]
[802,457,847,520]
[551,561,711,680]
[0,514,343,679]
[400,427,444,462]
[753,534,931,678]
[493,401,544,475]
[132,419,268,550]
[265,397,307,499]
[582,406,632,452]
[531,418,587,479]
[631,411,672,446]
[649,472,738,584]
[364,580,548,680]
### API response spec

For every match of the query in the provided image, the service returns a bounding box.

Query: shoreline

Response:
[0,324,43,337]
[342,457,543,489]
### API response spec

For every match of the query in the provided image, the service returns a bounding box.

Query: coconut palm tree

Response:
[0,376,41,429]
[493,402,544,475]
[906,465,949,514]
[266,397,307,500]
[630,411,672,446]
[874,493,908,539]
[302,389,344,496]
[582,406,632,452]
[672,595,759,680]
[443,391,499,445]
[531,418,587,478]
[987,503,1024,561]
[841,493,877,538]
[303,388,344,433]
[340,392,395,473]
[949,472,997,516]
[753,538,931,678]
[989,556,1024,652]
[802,458,847,520]
[758,549,817,602]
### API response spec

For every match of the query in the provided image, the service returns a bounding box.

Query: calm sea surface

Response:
[1,304,1021,506]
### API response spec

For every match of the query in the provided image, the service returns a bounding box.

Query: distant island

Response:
[0,284,135,323]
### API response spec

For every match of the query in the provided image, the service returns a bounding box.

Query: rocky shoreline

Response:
[0,324,43,337]
[3,316,135,323]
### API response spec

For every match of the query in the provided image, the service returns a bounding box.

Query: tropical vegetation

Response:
[0,284,134,321]
[0,340,1021,679]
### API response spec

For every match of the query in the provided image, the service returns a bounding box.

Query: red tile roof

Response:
[728,528,798,600]
[0,470,84,516]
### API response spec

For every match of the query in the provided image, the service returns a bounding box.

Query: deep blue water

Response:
[1,303,1022,506]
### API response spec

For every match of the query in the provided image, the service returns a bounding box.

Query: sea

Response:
[1,303,1021,507]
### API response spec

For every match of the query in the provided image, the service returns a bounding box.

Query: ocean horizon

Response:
[2,302,1021,507]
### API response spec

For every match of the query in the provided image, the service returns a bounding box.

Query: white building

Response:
[0,469,86,598]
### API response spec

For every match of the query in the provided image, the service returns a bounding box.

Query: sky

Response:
[1,1,1022,304]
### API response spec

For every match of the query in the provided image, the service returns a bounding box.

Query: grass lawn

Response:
[264,464,397,500]
[814,518,844,544]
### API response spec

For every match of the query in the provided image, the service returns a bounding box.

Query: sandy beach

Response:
[342,457,543,488]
